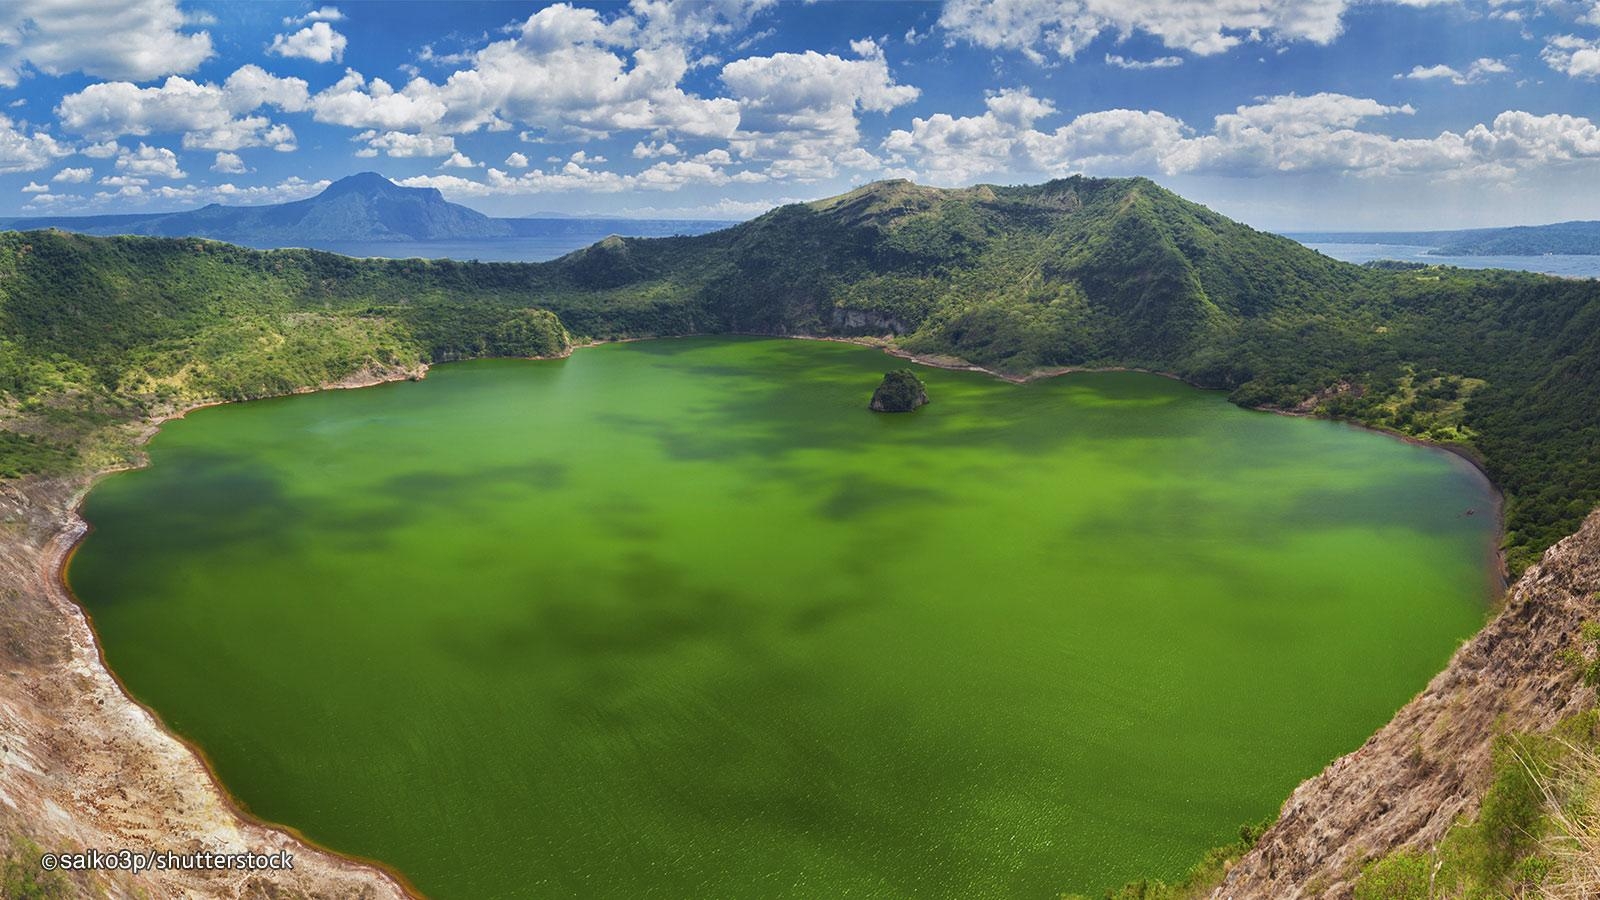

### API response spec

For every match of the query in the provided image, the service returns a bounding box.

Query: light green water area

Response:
[70,337,1497,898]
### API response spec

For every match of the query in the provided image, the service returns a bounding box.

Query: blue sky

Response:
[1,0,1599,230]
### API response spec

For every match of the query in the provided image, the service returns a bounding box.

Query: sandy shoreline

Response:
[16,333,1510,897]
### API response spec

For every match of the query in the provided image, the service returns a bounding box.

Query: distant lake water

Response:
[235,218,736,262]
[1302,241,1600,278]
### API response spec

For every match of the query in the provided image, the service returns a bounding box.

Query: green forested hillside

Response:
[4,176,1600,570]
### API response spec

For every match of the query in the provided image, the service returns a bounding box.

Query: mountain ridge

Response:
[1289,219,1600,255]
[0,172,512,243]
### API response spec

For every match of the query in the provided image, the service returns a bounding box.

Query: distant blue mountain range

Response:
[1287,220,1600,256]
[0,173,733,249]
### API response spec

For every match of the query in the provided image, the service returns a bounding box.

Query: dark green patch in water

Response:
[70,337,1497,898]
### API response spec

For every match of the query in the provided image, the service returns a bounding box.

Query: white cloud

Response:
[1543,35,1600,78]
[1398,57,1510,85]
[0,0,213,87]
[570,149,606,164]
[51,166,92,182]
[115,143,185,179]
[357,130,457,157]
[441,150,478,168]
[937,0,1452,61]
[56,65,308,153]
[145,177,331,207]
[32,176,328,214]
[633,139,682,157]
[312,70,449,132]
[0,115,70,173]
[396,154,745,198]
[629,0,776,46]
[284,6,345,25]
[310,5,740,141]
[504,151,530,167]
[720,39,919,180]
[23,191,73,207]
[620,195,800,219]
[211,151,248,173]
[21,181,48,193]
[1105,54,1183,70]
[884,88,1600,185]
[270,21,349,64]
[81,140,119,158]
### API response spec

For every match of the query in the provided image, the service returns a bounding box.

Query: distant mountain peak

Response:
[318,172,441,202]
[0,171,507,243]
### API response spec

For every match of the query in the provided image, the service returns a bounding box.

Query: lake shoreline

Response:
[6,363,428,899]
[28,332,1506,896]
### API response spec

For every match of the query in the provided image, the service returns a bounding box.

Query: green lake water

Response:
[69,337,1497,898]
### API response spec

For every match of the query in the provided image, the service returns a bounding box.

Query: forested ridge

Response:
[4,175,1599,570]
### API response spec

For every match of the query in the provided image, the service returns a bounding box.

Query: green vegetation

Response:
[869,367,928,411]
[6,175,1600,568]
[1351,718,1600,899]
[1353,617,1600,899]
[1,838,70,900]
[1434,221,1600,257]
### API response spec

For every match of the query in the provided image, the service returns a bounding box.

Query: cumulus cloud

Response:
[395,153,747,197]
[1543,35,1600,78]
[21,181,48,193]
[270,21,349,63]
[56,65,307,152]
[618,195,804,219]
[285,6,344,25]
[211,151,248,173]
[309,4,740,141]
[26,176,330,214]
[114,143,185,179]
[142,177,330,208]
[883,87,1600,185]
[51,166,92,182]
[937,0,1451,61]
[628,0,776,46]
[357,130,457,157]
[1105,53,1183,70]
[1398,57,1510,84]
[504,151,530,167]
[0,0,213,87]
[633,139,682,157]
[0,115,70,173]
[440,150,478,168]
[720,38,919,179]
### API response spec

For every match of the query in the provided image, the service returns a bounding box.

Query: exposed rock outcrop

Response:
[869,368,928,412]
[1217,506,1600,898]
[832,307,909,335]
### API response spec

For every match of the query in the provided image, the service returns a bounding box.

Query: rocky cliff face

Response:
[1217,506,1600,898]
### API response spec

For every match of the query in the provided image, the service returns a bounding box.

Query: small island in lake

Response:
[870,369,929,412]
